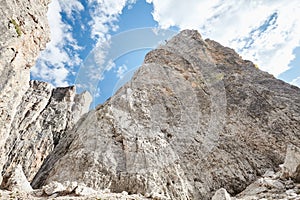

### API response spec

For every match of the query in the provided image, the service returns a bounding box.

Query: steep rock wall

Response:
[0,0,51,183]
[1,80,91,186]
[0,0,92,187]
[32,30,300,199]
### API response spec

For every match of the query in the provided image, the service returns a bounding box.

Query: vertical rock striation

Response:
[0,0,51,183]
[0,0,92,188]
[32,30,300,199]
[1,80,92,185]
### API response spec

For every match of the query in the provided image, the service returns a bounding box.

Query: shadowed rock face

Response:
[31,30,300,199]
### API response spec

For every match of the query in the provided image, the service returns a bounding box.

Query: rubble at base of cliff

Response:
[1,143,300,199]
[212,144,300,200]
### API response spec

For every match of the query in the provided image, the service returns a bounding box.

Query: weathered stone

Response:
[0,0,91,193]
[1,80,92,184]
[1,164,32,192]
[63,181,78,193]
[281,144,300,182]
[31,188,44,197]
[31,30,300,200]
[0,0,50,183]
[234,147,300,200]
[254,177,285,191]
[75,183,97,196]
[285,189,297,197]
[212,188,231,200]
[42,181,65,195]
[262,169,275,178]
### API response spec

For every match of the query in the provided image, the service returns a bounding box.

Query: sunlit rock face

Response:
[0,0,92,188]
[1,80,92,184]
[32,30,300,199]
[0,0,51,183]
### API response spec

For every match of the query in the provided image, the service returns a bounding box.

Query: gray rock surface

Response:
[1,164,33,192]
[31,30,300,199]
[0,0,92,191]
[281,144,300,182]
[1,1,300,198]
[0,186,148,200]
[234,146,300,200]
[74,183,97,196]
[0,0,50,183]
[42,181,65,196]
[212,188,231,200]
[1,80,92,184]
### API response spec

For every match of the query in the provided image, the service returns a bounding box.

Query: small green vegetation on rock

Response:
[10,19,22,37]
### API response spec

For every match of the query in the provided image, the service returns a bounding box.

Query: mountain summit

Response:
[1,2,300,198]
[29,30,300,199]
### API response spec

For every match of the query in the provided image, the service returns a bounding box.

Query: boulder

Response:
[212,188,231,200]
[281,144,300,182]
[1,164,32,192]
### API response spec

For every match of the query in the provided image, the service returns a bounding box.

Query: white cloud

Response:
[74,0,137,96]
[146,0,300,77]
[291,77,300,88]
[88,0,137,41]
[116,64,128,79]
[32,0,137,91]
[31,0,83,87]
[59,1,84,19]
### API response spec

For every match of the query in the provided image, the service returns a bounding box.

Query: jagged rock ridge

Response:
[31,30,300,199]
[0,0,92,192]
[1,80,91,186]
[0,0,51,184]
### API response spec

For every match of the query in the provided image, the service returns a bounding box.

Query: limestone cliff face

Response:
[32,30,300,199]
[0,0,92,189]
[1,80,92,187]
[0,0,50,182]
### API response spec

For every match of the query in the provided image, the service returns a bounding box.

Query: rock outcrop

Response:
[212,188,231,200]
[0,0,92,192]
[231,144,300,200]
[1,164,33,193]
[0,0,50,183]
[280,144,300,182]
[0,182,148,200]
[1,80,92,187]
[31,30,300,199]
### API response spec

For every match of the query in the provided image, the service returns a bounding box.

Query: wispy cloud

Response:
[88,0,137,41]
[146,0,300,77]
[31,0,83,87]
[32,0,136,88]
[291,77,300,88]
[59,1,84,19]
[116,64,128,79]
[75,0,136,95]
[86,0,137,81]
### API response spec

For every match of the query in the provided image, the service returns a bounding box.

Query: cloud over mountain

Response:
[147,0,300,77]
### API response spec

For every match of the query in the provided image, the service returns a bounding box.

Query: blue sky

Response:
[31,0,300,106]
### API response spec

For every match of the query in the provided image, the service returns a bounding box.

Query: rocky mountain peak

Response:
[30,29,300,200]
[1,2,300,199]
